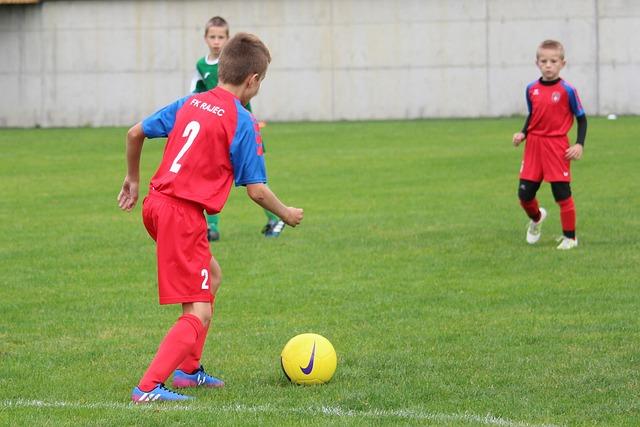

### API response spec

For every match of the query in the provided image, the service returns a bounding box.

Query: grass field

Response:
[1,117,639,426]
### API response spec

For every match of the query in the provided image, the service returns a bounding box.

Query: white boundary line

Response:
[1,399,560,427]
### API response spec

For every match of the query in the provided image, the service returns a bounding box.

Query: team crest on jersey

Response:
[533,89,539,96]
[551,91,561,103]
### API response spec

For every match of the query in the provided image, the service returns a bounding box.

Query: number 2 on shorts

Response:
[201,268,209,290]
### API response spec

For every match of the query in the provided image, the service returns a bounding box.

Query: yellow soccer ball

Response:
[280,333,337,385]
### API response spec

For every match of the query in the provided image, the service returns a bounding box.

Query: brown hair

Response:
[537,39,565,59]
[204,16,229,36]
[218,33,271,85]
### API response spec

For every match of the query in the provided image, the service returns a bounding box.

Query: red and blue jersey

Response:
[142,87,266,214]
[525,78,585,137]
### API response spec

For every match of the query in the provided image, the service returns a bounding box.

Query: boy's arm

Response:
[513,113,531,146]
[520,113,531,136]
[565,84,586,160]
[117,122,146,211]
[245,183,303,227]
[117,95,189,211]
[513,86,533,146]
[565,114,587,160]
[575,114,587,146]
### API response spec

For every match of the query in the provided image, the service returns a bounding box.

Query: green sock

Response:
[264,209,279,222]
[207,214,220,232]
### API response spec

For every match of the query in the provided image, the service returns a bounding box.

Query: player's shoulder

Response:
[234,99,251,116]
[195,56,211,72]
[560,79,580,94]
[524,79,540,97]
[164,93,196,113]
[526,79,540,90]
[234,101,257,128]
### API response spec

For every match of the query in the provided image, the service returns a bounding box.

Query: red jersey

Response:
[525,78,585,137]
[141,87,267,214]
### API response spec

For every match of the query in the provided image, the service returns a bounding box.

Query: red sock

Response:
[138,314,204,392]
[520,198,541,222]
[178,300,215,373]
[557,197,576,238]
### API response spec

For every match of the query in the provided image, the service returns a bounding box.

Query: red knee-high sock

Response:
[178,300,215,373]
[138,314,204,392]
[520,198,541,222]
[557,197,576,238]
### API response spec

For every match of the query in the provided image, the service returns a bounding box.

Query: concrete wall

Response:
[0,0,638,127]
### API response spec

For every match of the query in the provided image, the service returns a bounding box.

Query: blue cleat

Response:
[131,383,193,403]
[172,365,225,388]
[207,228,220,242]
[262,219,285,237]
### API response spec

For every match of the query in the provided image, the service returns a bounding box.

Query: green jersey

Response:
[191,56,219,93]
[190,55,251,111]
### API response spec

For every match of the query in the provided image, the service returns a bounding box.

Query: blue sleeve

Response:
[229,102,267,186]
[563,83,585,117]
[141,95,192,138]
[525,83,533,114]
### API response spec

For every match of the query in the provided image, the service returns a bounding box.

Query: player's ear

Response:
[247,73,260,87]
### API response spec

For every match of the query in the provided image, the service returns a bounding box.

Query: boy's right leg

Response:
[172,309,223,389]
[518,179,546,244]
[207,214,220,241]
[132,313,204,402]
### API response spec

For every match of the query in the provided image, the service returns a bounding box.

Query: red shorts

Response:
[142,190,213,305]
[519,134,571,182]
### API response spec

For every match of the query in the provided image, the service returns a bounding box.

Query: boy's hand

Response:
[283,207,304,227]
[117,176,139,211]
[565,144,583,160]
[513,132,526,146]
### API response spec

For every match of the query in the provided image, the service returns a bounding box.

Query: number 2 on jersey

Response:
[170,120,201,173]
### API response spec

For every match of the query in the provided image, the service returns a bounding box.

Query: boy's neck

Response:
[218,83,250,106]
[207,53,220,62]
[539,76,561,85]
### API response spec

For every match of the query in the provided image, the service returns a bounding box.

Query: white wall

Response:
[0,0,638,127]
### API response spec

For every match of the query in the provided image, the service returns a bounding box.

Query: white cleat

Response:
[556,236,578,250]
[526,207,547,244]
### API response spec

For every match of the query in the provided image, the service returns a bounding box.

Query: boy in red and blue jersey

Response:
[118,33,303,403]
[513,39,587,250]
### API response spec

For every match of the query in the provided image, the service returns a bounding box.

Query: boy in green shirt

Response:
[191,16,285,241]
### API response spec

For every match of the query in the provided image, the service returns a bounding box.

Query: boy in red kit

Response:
[513,39,587,250]
[117,33,304,402]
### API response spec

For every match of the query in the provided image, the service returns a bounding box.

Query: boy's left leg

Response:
[173,258,224,388]
[551,181,578,249]
[518,179,546,244]
[207,214,220,241]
